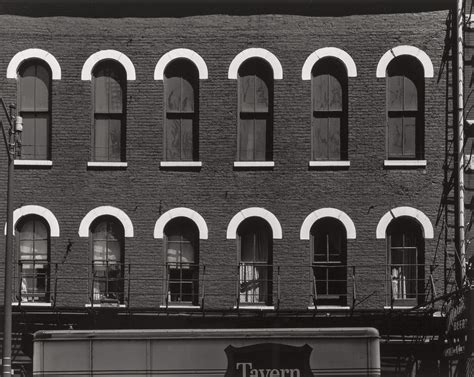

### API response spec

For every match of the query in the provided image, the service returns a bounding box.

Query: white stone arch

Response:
[376,206,434,239]
[376,45,434,78]
[5,205,60,236]
[228,48,283,80]
[154,207,209,240]
[154,49,208,80]
[78,206,134,237]
[226,207,283,239]
[301,47,357,80]
[81,50,136,81]
[7,48,61,80]
[300,208,356,240]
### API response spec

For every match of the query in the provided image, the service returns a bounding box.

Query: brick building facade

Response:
[0,0,458,375]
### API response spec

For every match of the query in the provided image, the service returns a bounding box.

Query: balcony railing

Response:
[10,262,440,310]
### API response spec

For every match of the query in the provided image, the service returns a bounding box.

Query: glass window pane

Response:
[20,65,37,112]
[181,77,194,112]
[403,116,416,157]
[94,118,109,161]
[34,220,47,240]
[241,233,255,262]
[108,118,122,161]
[312,117,328,160]
[239,119,254,161]
[19,220,34,241]
[254,75,269,113]
[94,75,109,113]
[34,114,49,160]
[328,117,341,160]
[240,75,255,112]
[404,76,418,111]
[35,65,50,112]
[166,76,181,112]
[181,242,194,263]
[107,240,121,263]
[21,115,35,159]
[181,118,193,161]
[166,118,181,160]
[313,74,329,111]
[254,119,267,161]
[20,241,34,259]
[388,75,404,111]
[328,75,342,111]
[35,241,48,259]
[93,241,107,261]
[388,116,403,157]
[108,74,123,114]
[167,243,179,264]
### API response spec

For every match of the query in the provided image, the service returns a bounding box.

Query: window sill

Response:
[233,161,275,168]
[160,161,202,168]
[383,305,422,310]
[309,161,350,168]
[85,303,127,308]
[14,160,52,167]
[87,162,128,169]
[13,302,52,307]
[160,305,201,309]
[308,305,351,310]
[383,160,427,167]
[234,305,275,310]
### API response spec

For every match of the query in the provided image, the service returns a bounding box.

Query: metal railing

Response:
[10,262,441,311]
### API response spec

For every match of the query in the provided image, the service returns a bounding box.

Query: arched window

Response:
[311,218,347,306]
[311,58,348,161]
[238,58,273,162]
[18,60,51,160]
[91,216,124,304]
[164,217,199,305]
[17,216,50,303]
[164,59,199,161]
[92,61,126,162]
[386,56,424,160]
[387,217,424,306]
[238,217,273,305]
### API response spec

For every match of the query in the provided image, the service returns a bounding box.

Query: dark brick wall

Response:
[0,8,453,311]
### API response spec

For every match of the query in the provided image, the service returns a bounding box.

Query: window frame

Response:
[163,59,199,163]
[16,215,51,303]
[310,58,348,162]
[90,216,125,305]
[237,217,273,306]
[386,217,425,307]
[17,59,52,161]
[163,217,200,306]
[310,218,347,307]
[237,58,274,163]
[91,60,127,163]
[385,56,425,161]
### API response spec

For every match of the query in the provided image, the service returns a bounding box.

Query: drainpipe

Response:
[457,0,466,286]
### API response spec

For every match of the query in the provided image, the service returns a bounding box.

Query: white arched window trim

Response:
[78,206,134,237]
[154,49,208,80]
[226,207,283,239]
[301,47,357,80]
[7,48,61,80]
[5,205,60,237]
[300,208,356,240]
[228,48,283,80]
[154,207,209,240]
[81,50,136,81]
[376,45,434,78]
[376,206,434,239]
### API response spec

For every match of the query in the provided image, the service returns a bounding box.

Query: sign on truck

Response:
[33,327,380,376]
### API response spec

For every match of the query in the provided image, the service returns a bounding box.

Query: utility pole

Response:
[0,99,22,377]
